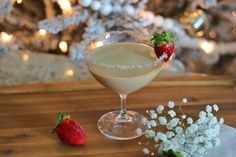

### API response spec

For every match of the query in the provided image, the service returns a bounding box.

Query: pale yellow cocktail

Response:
[87,42,162,94]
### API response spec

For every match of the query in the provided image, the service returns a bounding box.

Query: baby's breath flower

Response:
[150,110,155,114]
[206,105,212,113]
[219,117,224,124]
[166,131,175,138]
[143,148,150,154]
[209,117,217,126]
[136,128,143,135]
[169,118,179,127]
[199,111,206,118]
[175,126,183,134]
[207,112,214,118]
[156,132,167,142]
[187,117,193,124]
[159,116,167,125]
[168,110,176,118]
[166,123,173,130]
[145,130,156,138]
[156,105,164,113]
[150,113,158,119]
[213,104,219,112]
[167,101,175,108]
[181,114,186,119]
[150,120,157,127]
[190,124,198,132]
[182,98,188,103]
[141,117,148,125]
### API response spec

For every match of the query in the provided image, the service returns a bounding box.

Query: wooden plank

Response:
[0,75,235,94]
[0,75,236,157]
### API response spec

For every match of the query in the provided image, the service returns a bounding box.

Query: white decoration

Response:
[112,4,122,13]
[100,3,112,16]
[123,5,135,15]
[136,128,143,135]
[80,0,92,7]
[163,18,174,30]
[153,15,164,27]
[143,148,150,155]
[156,105,164,113]
[213,104,219,112]
[168,110,176,118]
[91,1,101,11]
[182,98,188,103]
[139,102,225,157]
[168,101,175,108]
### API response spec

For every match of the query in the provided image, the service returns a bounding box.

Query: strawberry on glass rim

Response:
[150,31,176,62]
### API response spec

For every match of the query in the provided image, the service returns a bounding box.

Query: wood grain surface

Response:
[0,75,236,157]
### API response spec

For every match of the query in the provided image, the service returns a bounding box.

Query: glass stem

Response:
[119,94,128,120]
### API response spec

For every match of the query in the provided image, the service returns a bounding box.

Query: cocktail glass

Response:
[85,31,164,140]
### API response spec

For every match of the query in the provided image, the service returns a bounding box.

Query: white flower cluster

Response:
[137,100,224,157]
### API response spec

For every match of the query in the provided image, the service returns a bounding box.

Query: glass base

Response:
[97,110,147,140]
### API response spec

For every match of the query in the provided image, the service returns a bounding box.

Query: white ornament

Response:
[163,18,174,30]
[80,0,92,7]
[123,5,135,15]
[112,4,122,13]
[100,3,112,16]
[153,15,164,27]
[91,1,101,11]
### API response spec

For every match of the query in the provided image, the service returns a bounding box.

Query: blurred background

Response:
[0,0,235,85]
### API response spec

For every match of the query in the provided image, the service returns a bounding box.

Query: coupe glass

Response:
[85,31,164,140]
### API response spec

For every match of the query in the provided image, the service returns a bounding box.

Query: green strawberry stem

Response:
[161,149,183,157]
[52,112,71,134]
[150,31,176,47]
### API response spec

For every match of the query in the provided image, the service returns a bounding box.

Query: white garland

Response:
[38,11,89,34]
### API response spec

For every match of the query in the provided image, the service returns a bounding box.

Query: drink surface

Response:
[87,42,163,94]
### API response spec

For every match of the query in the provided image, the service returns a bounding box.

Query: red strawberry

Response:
[52,112,87,145]
[150,31,176,62]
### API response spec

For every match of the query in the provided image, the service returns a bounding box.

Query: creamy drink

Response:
[87,42,163,94]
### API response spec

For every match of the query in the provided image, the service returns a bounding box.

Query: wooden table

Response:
[0,75,236,157]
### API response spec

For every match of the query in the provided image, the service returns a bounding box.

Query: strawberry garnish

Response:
[150,31,176,62]
[52,112,87,145]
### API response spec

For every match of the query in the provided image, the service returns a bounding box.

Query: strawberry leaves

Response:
[150,31,176,47]
[52,112,71,134]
